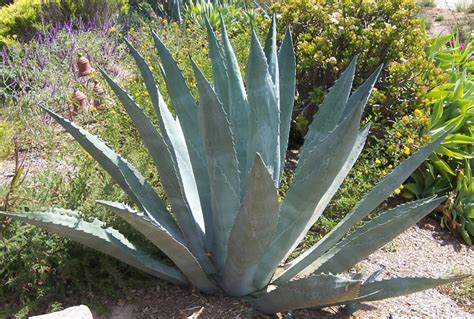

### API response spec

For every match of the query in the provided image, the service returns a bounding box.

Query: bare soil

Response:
[423,6,473,37]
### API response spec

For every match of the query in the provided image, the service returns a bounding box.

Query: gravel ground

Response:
[88,219,473,319]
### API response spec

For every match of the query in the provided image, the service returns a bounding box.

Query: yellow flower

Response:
[403,146,411,156]
[143,91,149,96]
[388,164,393,169]
[149,66,155,71]
[394,188,401,195]
[83,150,93,161]
[406,137,414,144]
[414,108,423,117]
[375,159,381,165]
[111,110,117,115]
[395,132,401,138]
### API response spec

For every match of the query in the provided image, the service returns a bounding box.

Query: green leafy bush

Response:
[0,0,127,46]
[184,0,256,31]
[270,0,445,221]
[0,120,12,159]
[403,33,474,244]
[0,18,149,317]
[40,0,128,25]
[0,0,41,45]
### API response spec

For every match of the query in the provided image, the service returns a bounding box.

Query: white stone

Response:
[30,305,93,319]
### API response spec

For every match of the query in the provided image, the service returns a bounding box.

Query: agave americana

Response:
[1,17,467,313]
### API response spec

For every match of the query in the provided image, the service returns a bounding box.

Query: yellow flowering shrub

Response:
[268,0,446,222]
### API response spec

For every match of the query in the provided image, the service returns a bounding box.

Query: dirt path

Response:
[423,2,473,37]
[88,219,473,319]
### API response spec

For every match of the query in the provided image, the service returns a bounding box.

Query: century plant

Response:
[1,17,467,313]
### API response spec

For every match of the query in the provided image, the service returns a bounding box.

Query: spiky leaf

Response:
[96,201,217,293]
[254,92,365,289]
[246,30,280,184]
[151,32,214,247]
[111,43,213,271]
[281,132,451,281]
[250,274,361,314]
[278,28,296,179]
[42,108,180,237]
[312,196,446,275]
[298,56,358,165]
[204,16,229,111]
[343,276,469,305]
[191,59,240,269]
[221,154,279,296]
[274,125,370,284]
[220,15,250,187]
[0,210,187,285]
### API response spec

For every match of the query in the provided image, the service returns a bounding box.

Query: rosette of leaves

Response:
[0,17,467,313]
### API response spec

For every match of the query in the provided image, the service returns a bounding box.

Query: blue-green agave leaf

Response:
[351,275,469,304]
[191,59,241,269]
[221,154,279,296]
[263,14,279,88]
[246,29,280,185]
[42,107,180,237]
[282,131,451,281]
[278,28,296,179]
[274,125,370,284]
[204,15,229,112]
[0,210,187,286]
[254,98,364,289]
[220,15,250,187]
[249,274,361,314]
[152,32,210,201]
[299,56,358,165]
[96,201,217,293]
[312,196,446,275]
[340,64,383,120]
[110,43,213,271]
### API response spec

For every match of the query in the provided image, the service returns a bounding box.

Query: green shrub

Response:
[271,0,445,221]
[418,0,435,7]
[403,33,474,244]
[40,0,128,25]
[0,120,12,159]
[0,0,128,46]
[0,18,145,317]
[0,0,42,45]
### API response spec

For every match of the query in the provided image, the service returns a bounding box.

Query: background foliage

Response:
[272,0,446,223]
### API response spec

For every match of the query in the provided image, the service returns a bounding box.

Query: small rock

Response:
[30,305,92,319]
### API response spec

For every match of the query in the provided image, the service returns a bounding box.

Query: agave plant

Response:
[1,17,467,313]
